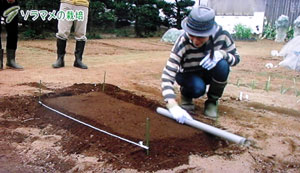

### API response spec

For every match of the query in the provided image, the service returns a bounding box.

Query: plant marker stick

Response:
[237,79,240,87]
[265,76,271,91]
[102,71,106,92]
[39,80,42,101]
[145,117,150,155]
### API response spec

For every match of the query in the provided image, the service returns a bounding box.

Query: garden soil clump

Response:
[0,83,233,172]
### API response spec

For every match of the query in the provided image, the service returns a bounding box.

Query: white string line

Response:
[39,101,149,150]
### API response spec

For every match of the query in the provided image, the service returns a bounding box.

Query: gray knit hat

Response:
[181,6,217,37]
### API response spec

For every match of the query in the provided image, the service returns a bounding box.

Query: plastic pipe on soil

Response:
[39,101,149,150]
[156,107,250,146]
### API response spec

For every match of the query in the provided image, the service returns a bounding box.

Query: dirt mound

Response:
[0,83,240,171]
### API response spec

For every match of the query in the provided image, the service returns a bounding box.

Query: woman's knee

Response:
[176,72,206,98]
[212,59,230,81]
[193,85,206,98]
[216,59,229,71]
[182,84,206,98]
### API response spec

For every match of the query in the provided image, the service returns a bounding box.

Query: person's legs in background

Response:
[2,0,23,69]
[53,3,73,68]
[73,5,88,69]
[5,13,23,69]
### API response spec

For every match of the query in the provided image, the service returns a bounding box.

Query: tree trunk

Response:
[175,0,181,29]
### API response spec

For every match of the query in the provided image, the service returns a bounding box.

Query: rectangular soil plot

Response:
[38,84,228,171]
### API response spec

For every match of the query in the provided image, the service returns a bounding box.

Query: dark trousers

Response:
[175,59,230,98]
[0,0,19,50]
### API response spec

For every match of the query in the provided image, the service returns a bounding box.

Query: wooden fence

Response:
[206,0,299,26]
[265,0,300,26]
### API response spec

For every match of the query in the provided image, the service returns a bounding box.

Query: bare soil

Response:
[0,38,299,172]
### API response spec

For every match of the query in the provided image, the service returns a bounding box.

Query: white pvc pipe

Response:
[156,107,250,146]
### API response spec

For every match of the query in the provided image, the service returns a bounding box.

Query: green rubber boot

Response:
[180,94,195,113]
[6,49,23,69]
[204,79,227,119]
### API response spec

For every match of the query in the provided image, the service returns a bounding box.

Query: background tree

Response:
[133,1,161,37]
[88,0,116,31]
[160,0,194,29]
[114,1,134,28]
[18,0,60,38]
[114,0,162,37]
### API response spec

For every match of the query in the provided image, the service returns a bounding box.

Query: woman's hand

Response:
[200,51,225,70]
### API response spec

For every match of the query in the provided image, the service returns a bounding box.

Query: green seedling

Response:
[250,80,256,90]
[296,89,300,97]
[280,85,289,94]
[236,79,241,87]
[264,76,271,92]
[292,78,299,97]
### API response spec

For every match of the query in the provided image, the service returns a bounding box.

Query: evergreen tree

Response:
[161,0,194,29]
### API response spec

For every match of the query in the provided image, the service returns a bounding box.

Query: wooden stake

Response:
[102,71,106,92]
[145,117,150,155]
[39,80,42,101]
